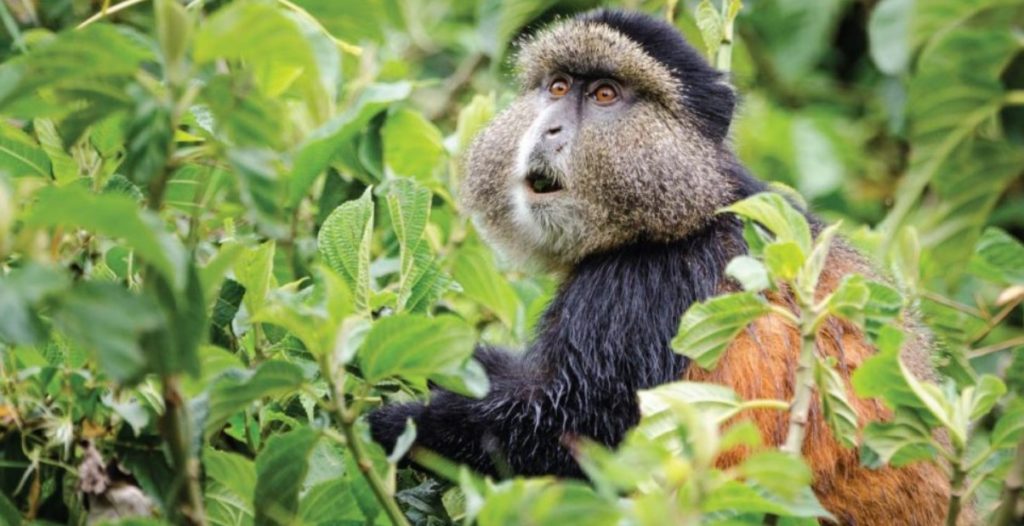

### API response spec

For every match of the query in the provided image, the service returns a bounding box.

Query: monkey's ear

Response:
[686,78,736,143]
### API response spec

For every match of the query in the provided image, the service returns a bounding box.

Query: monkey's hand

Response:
[367,402,424,455]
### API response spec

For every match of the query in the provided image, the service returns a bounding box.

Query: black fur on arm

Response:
[368,217,745,478]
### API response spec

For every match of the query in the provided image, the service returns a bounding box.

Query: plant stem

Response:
[325,364,410,526]
[781,329,818,456]
[992,436,1024,526]
[716,0,736,73]
[76,0,149,29]
[161,376,206,525]
[945,456,967,526]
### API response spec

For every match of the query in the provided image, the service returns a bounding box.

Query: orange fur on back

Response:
[684,249,956,525]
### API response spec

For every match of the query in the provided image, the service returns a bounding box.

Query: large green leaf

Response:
[721,193,812,254]
[254,428,321,526]
[359,314,476,383]
[290,82,411,205]
[0,132,50,179]
[206,360,306,437]
[385,178,432,310]
[318,187,374,312]
[814,357,859,449]
[382,109,445,183]
[672,292,772,369]
[204,448,257,526]
[969,227,1024,285]
[452,246,522,330]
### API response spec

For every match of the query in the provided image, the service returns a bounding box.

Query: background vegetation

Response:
[0,0,1021,524]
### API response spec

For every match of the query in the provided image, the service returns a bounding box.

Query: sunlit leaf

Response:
[673,292,772,369]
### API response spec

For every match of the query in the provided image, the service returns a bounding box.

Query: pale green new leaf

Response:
[234,241,276,317]
[721,192,812,253]
[966,375,1006,422]
[814,357,859,448]
[318,187,374,312]
[797,222,841,300]
[695,0,723,59]
[450,93,495,155]
[672,292,772,369]
[763,241,804,283]
[359,314,476,383]
[725,255,770,293]
[383,108,445,182]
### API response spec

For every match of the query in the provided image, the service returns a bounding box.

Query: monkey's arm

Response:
[367,346,610,478]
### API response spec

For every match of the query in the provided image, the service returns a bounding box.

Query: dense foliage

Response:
[0,0,1022,525]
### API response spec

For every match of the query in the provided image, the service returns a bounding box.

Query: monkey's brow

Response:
[548,67,624,84]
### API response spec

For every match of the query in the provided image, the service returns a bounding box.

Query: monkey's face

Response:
[462,12,736,270]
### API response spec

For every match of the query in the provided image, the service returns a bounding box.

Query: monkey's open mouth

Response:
[526,171,564,194]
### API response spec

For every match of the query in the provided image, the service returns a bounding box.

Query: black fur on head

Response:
[577,9,737,142]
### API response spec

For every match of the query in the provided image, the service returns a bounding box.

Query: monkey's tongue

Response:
[527,172,563,193]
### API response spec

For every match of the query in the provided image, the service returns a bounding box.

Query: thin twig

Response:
[969,335,1024,359]
[76,0,149,29]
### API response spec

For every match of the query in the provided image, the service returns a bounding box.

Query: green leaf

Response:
[290,82,411,205]
[234,241,276,317]
[155,0,193,84]
[721,193,812,254]
[385,178,432,310]
[32,119,77,183]
[672,292,772,369]
[194,1,322,103]
[450,93,495,155]
[254,428,320,526]
[318,187,374,312]
[763,241,804,283]
[725,256,770,293]
[969,227,1024,284]
[359,314,476,383]
[430,358,491,399]
[206,360,305,437]
[703,481,832,520]
[862,281,903,341]
[452,246,522,330]
[204,448,256,526]
[0,134,50,178]
[824,274,870,323]
[0,486,21,526]
[991,398,1024,449]
[695,0,724,60]
[740,451,813,500]
[53,282,164,383]
[227,149,288,239]
[814,357,859,448]
[26,185,186,288]
[0,264,70,345]
[859,412,937,468]
[299,477,362,525]
[797,223,841,300]
[383,108,445,183]
[966,375,1006,422]
[867,0,912,74]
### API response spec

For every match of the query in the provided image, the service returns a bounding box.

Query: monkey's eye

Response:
[591,83,619,105]
[548,78,571,98]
